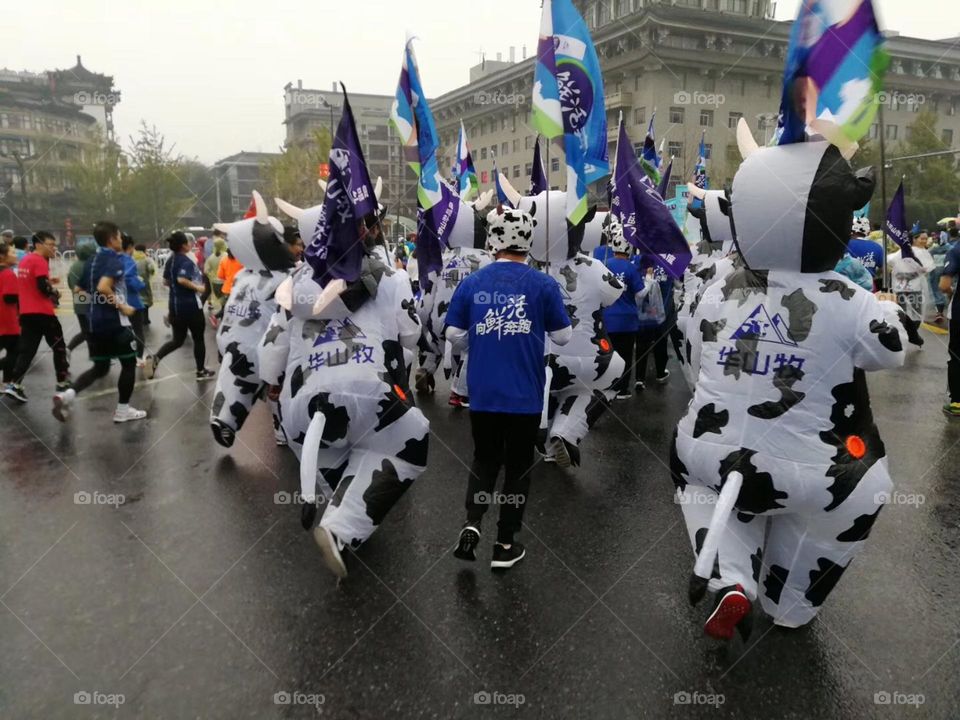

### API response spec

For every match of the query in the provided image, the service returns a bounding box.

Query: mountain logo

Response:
[730,304,797,347]
[313,318,366,347]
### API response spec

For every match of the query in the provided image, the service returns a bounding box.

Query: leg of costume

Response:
[450,352,469,397]
[759,462,891,627]
[211,342,263,433]
[318,394,430,548]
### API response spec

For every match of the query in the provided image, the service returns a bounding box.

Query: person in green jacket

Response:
[66,239,97,352]
[133,244,157,325]
[204,234,227,313]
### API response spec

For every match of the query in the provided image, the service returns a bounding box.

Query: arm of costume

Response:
[598,267,625,308]
[854,293,907,372]
[257,306,291,386]
[445,325,469,352]
[548,325,573,346]
[394,273,422,350]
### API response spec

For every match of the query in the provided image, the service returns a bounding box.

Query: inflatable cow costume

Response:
[673,119,906,638]
[499,175,625,468]
[260,195,428,579]
[209,191,295,447]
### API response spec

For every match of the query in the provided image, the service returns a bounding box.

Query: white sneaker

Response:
[52,388,76,422]
[313,526,348,579]
[114,406,147,423]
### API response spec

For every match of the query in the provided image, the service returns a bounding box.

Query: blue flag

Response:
[885,180,914,260]
[494,162,514,208]
[640,113,661,185]
[455,120,479,199]
[306,86,377,286]
[610,117,691,280]
[529,137,548,195]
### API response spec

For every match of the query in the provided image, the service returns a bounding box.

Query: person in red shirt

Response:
[3,231,70,403]
[0,241,20,383]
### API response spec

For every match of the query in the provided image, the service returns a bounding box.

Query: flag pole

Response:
[545,139,550,272]
[878,99,889,290]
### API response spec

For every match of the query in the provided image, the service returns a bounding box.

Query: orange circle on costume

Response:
[394,384,408,401]
[599,338,611,352]
[845,435,866,459]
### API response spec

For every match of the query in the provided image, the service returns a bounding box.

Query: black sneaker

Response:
[210,420,235,448]
[454,525,481,561]
[491,543,526,570]
[196,368,216,380]
[704,584,752,641]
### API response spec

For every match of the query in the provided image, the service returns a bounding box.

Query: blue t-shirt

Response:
[942,242,960,313]
[592,245,614,264]
[446,261,570,414]
[164,253,202,316]
[87,247,128,334]
[846,238,883,277]
[122,253,145,310]
[602,256,645,334]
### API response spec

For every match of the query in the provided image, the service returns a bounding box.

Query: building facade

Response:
[430,0,960,205]
[212,151,281,221]
[282,81,417,235]
[0,56,119,237]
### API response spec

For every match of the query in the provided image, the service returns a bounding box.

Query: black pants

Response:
[949,312,960,403]
[636,325,668,381]
[143,305,152,325]
[1,334,18,383]
[465,411,540,544]
[608,331,635,393]
[130,309,146,359]
[11,314,70,384]
[154,311,206,371]
[67,313,89,352]
[73,356,136,404]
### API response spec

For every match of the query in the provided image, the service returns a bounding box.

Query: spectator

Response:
[939,235,960,416]
[121,234,147,364]
[216,248,243,297]
[66,239,97,353]
[133,244,156,325]
[11,235,28,271]
[204,234,228,310]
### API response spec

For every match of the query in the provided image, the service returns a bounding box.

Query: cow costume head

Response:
[687,185,736,259]
[731,118,875,273]
[446,188,496,251]
[496,172,597,261]
[213,190,295,273]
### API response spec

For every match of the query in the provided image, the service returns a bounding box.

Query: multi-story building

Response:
[0,56,119,237]
[212,151,281,221]
[282,81,417,235]
[431,0,960,206]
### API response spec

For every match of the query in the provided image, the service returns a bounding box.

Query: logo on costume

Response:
[730,304,797,347]
[475,294,532,339]
[312,318,366,347]
[226,302,261,322]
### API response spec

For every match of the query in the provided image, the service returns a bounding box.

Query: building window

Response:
[668,141,683,158]
[490,145,497,157]
[525,162,533,175]
[598,1,610,25]
[886,124,898,140]
[727,0,747,11]
[513,139,519,153]
[513,165,521,178]
[870,123,880,140]
[669,106,685,124]
[551,157,560,173]
[728,111,743,129]
[501,142,509,156]
[634,106,646,126]
[480,147,487,160]
[700,109,714,127]
[633,143,644,158]
[943,128,954,146]
[525,136,533,150]
[703,144,712,160]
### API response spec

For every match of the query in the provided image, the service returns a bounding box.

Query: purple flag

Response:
[529,137,548,195]
[657,157,673,200]
[885,180,914,260]
[610,118,691,279]
[306,85,377,286]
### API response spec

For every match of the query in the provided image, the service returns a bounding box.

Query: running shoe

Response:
[548,435,571,469]
[313,526,348,579]
[196,368,216,380]
[113,406,147,423]
[943,402,960,418]
[634,381,645,391]
[211,420,235,448]
[491,543,526,570]
[703,584,752,641]
[142,355,157,380]
[615,392,632,400]
[454,524,481,562]
[3,383,27,403]
[448,392,462,408]
[459,395,470,408]
[656,370,671,384]
[136,358,146,368]
[52,388,76,422]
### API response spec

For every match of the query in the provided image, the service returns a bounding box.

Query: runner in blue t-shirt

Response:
[446,207,571,570]
[601,226,648,399]
[939,240,960,416]
[846,236,884,279]
[52,221,147,423]
[144,231,215,380]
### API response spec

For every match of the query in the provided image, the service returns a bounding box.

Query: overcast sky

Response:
[6,0,955,164]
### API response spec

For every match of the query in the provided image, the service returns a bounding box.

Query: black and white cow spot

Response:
[693,403,729,438]
[836,507,883,542]
[233,378,260,397]
[320,458,350,493]
[329,473,355,509]
[565,304,581,329]
[374,386,412,432]
[549,357,576,391]
[720,269,769,307]
[763,564,789,604]
[869,319,903,353]
[718,448,788,513]
[396,434,429,468]
[780,288,816,342]
[693,527,722,580]
[805,557,848,607]
[212,392,226,416]
[559,265,578,292]
[750,546,763,583]
[559,395,578,417]
[818,278,856,300]
[437,300,450,320]
[699,318,726,343]
[262,324,284,346]
[307,393,350,446]
[228,401,249,429]
[685,339,692,365]
[363,459,411,527]
[669,429,689,492]
[747,364,806,419]
[225,342,256,379]
[290,366,307,398]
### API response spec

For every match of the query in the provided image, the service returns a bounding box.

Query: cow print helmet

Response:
[485,206,538,253]
[606,217,633,255]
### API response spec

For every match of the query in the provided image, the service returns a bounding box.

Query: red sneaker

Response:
[704,584,752,640]
[448,392,462,408]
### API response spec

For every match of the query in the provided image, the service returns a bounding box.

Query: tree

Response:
[261,129,332,209]
[64,129,127,230]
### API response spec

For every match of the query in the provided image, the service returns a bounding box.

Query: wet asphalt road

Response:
[1,316,958,719]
